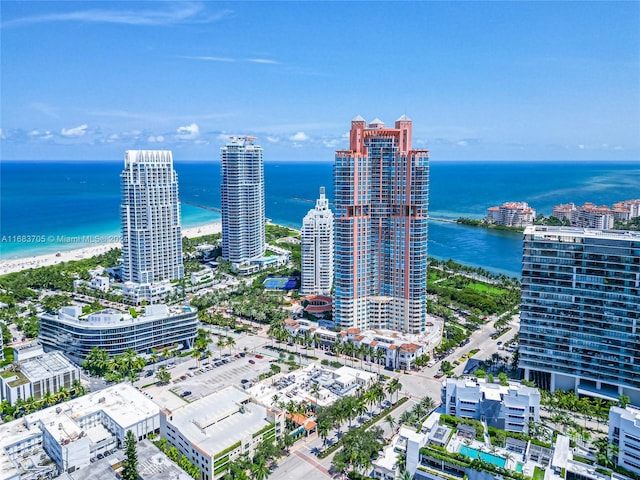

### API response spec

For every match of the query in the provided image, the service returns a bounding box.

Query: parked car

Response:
[181,390,192,397]
[248,359,255,364]
[255,354,264,359]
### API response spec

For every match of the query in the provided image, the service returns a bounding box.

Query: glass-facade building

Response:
[520,226,640,404]
[39,304,198,362]
[333,116,429,333]
[121,150,184,284]
[300,187,334,295]
[220,136,265,264]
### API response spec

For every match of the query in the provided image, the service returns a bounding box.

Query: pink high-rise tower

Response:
[333,115,429,333]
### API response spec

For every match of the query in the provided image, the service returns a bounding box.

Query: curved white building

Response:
[220,137,265,265]
[39,304,198,362]
[300,187,334,295]
[121,150,184,284]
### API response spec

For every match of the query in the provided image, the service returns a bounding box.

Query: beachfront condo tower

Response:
[300,187,334,296]
[519,226,640,404]
[333,116,430,333]
[221,136,266,265]
[121,150,184,284]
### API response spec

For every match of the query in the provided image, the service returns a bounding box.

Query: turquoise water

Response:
[517,463,523,473]
[458,445,507,468]
[2,160,639,278]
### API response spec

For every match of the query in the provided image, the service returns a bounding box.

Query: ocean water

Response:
[2,160,639,278]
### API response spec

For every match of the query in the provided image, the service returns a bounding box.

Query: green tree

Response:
[82,346,111,376]
[122,430,139,480]
[155,366,171,385]
[249,457,270,480]
[387,378,402,403]
[441,360,453,375]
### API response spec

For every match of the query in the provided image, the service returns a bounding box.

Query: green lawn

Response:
[466,282,506,295]
[533,466,545,480]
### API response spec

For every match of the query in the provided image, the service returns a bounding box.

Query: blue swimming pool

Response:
[458,445,506,468]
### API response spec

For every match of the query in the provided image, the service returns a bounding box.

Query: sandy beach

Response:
[0,222,222,276]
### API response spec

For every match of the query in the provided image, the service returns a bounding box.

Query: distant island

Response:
[457,199,640,233]
[456,217,525,232]
[457,213,640,232]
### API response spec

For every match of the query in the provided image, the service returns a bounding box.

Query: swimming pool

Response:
[458,445,506,468]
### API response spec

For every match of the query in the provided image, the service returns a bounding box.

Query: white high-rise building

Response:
[300,187,334,295]
[121,150,184,284]
[221,136,265,265]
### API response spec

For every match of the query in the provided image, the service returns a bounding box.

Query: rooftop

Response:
[524,225,640,241]
[19,350,77,382]
[0,383,158,478]
[166,386,272,457]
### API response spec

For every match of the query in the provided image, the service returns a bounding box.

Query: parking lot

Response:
[140,353,273,410]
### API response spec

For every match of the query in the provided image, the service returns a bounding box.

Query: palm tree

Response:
[56,386,71,403]
[364,389,377,417]
[355,399,368,423]
[332,341,344,360]
[317,420,331,448]
[385,414,396,434]
[375,348,386,373]
[24,396,39,414]
[398,469,412,480]
[191,349,202,367]
[419,396,435,413]
[149,349,159,371]
[310,383,320,407]
[387,378,402,404]
[71,379,86,397]
[41,390,55,407]
[399,410,414,427]
[226,336,236,356]
[216,337,226,360]
[249,457,270,480]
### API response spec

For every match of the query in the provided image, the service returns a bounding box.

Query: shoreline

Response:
[0,222,222,276]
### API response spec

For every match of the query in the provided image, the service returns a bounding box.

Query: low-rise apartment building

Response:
[443,378,540,433]
[0,383,159,479]
[283,319,440,370]
[160,386,285,480]
[609,405,640,476]
[0,343,80,405]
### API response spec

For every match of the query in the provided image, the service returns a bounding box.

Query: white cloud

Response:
[30,102,59,118]
[180,55,236,62]
[266,136,280,143]
[289,132,309,142]
[148,135,165,143]
[457,140,469,147]
[247,58,279,65]
[578,144,585,150]
[176,123,200,140]
[3,3,232,28]
[322,138,340,148]
[61,124,88,137]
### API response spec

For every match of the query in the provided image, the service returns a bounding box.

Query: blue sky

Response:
[1,1,638,161]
